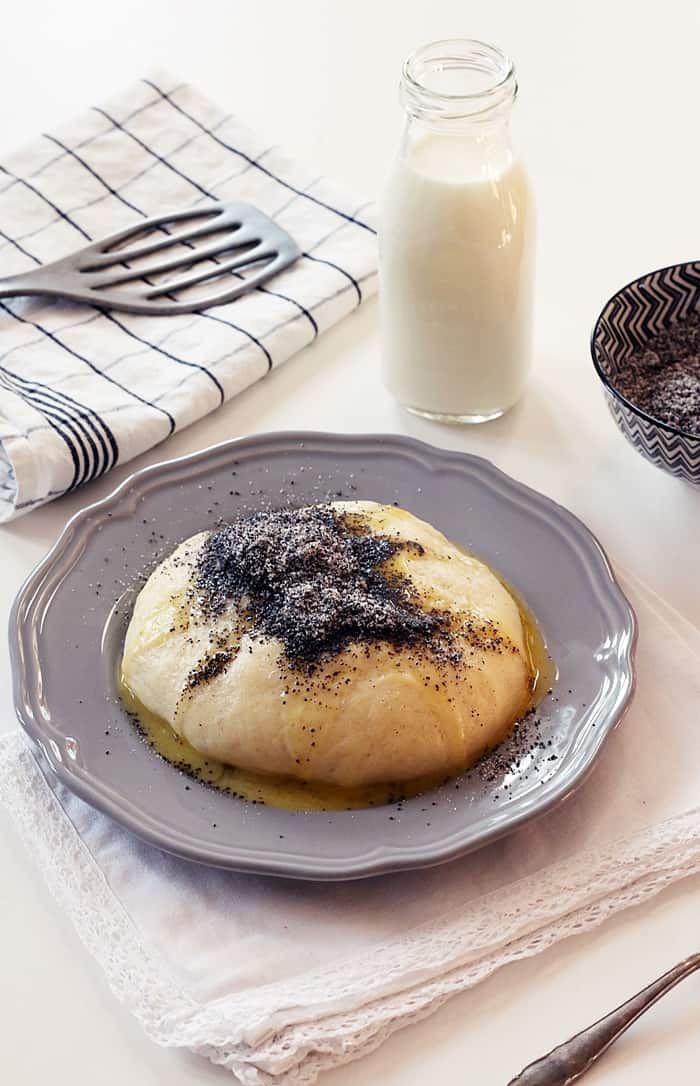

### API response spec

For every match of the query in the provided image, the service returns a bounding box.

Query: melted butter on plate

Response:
[119,677,446,810]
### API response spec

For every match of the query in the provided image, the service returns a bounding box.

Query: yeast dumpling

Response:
[121,501,533,788]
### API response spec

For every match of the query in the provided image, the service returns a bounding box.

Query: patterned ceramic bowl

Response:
[591,260,700,484]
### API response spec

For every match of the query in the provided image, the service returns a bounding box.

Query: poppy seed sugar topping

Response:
[193,504,450,668]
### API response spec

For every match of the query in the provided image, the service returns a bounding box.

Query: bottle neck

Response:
[399,116,515,183]
[403,112,514,146]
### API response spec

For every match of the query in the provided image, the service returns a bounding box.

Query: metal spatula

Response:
[0,201,301,315]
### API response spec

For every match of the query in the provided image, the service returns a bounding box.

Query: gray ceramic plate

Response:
[10,432,636,880]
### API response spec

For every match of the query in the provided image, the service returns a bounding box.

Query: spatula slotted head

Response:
[12,202,301,315]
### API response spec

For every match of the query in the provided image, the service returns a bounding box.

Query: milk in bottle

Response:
[380,39,534,423]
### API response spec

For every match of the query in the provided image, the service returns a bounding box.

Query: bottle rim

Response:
[401,38,517,122]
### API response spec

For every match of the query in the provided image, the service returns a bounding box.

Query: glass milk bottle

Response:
[380,39,534,423]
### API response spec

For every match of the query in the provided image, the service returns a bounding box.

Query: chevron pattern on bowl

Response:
[591,261,700,484]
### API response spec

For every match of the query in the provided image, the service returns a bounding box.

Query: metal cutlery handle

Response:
[0,274,100,307]
[0,274,47,300]
[508,952,700,1085]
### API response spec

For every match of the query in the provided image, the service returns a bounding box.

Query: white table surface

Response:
[2,1,700,1082]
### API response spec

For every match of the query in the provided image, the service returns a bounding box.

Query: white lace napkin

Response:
[0,71,377,521]
[2,568,700,1084]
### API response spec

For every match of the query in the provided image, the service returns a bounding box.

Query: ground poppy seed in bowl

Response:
[614,311,700,436]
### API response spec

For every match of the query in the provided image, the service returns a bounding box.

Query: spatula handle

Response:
[0,274,84,305]
[0,274,40,300]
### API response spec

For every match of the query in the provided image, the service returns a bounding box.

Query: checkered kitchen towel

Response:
[0,70,377,521]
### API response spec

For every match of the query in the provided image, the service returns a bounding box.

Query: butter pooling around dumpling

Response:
[121,501,533,788]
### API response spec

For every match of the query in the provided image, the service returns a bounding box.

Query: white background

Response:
[1,1,700,1083]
